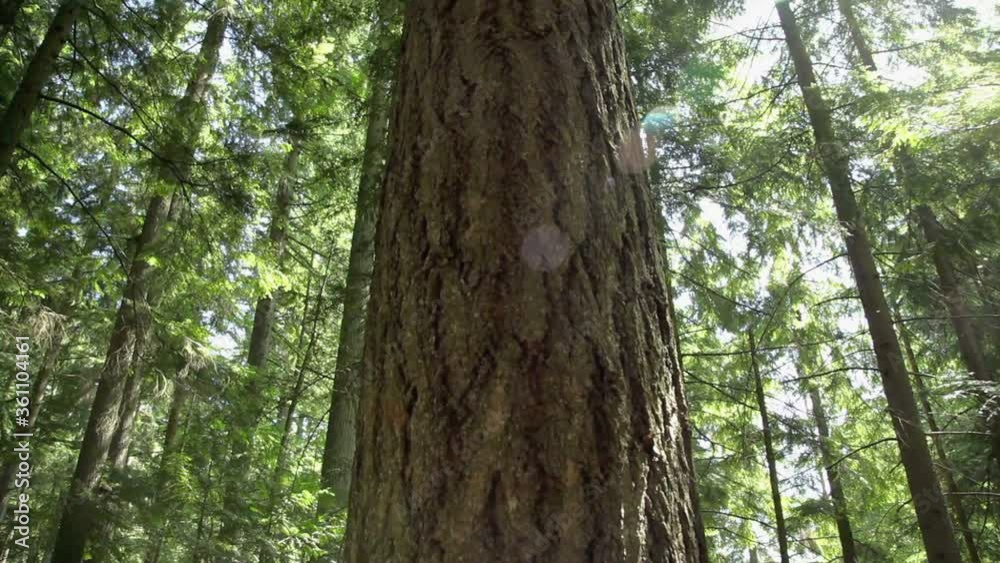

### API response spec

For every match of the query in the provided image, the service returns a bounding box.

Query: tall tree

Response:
[835,0,876,71]
[807,386,857,563]
[775,1,962,561]
[343,2,702,562]
[318,0,400,515]
[216,126,302,553]
[916,205,992,383]
[0,0,81,174]
[900,320,983,563]
[749,333,790,563]
[49,4,229,559]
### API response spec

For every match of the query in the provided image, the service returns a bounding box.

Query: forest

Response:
[0,0,997,561]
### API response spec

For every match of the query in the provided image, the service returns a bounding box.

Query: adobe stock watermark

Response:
[11,336,33,550]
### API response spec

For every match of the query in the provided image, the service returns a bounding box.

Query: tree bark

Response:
[899,322,983,563]
[318,0,399,517]
[775,2,962,562]
[343,2,702,562]
[917,206,993,382]
[0,0,81,174]
[749,333,790,563]
[807,387,857,563]
[49,5,227,560]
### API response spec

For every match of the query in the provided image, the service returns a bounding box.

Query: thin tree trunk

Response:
[917,206,993,382]
[107,372,143,472]
[668,281,711,562]
[775,2,961,561]
[318,0,399,517]
[217,133,302,551]
[749,333,790,563]
[835,0,876,71]
[142,380,189,563]
[49,4,227,560]
[343,2,703,562]
[900,322,983,563]
[105,193,183,478]
[50,194,169,563]
[807,386,857,563]
[837,0,990,386]
[274,259,328,481]
[839,0,1000,481]
[0,0,81,174]
[259,257,331,561]
[246,142,298,368]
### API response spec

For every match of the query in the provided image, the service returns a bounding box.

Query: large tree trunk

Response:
[775,2,962,562]
[343,2,702,562]
[749,333,790,563]
[899,321,983,563]
[318,0,399,516]
[917,206,992,382]
[0,0,81,174]
[49,5,227,560]
[807,387,857,563]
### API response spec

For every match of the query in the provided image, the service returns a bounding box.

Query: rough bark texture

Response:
[900,323,983,563]
[319,0,399,516]
[807,387,857,563]
[343,2,702,562]
[0,0,81,174]
[49,6,227,560]
[917,206,993,383]
[775,2,961,561]
[749,333,789,563]
[835,0,876,71]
